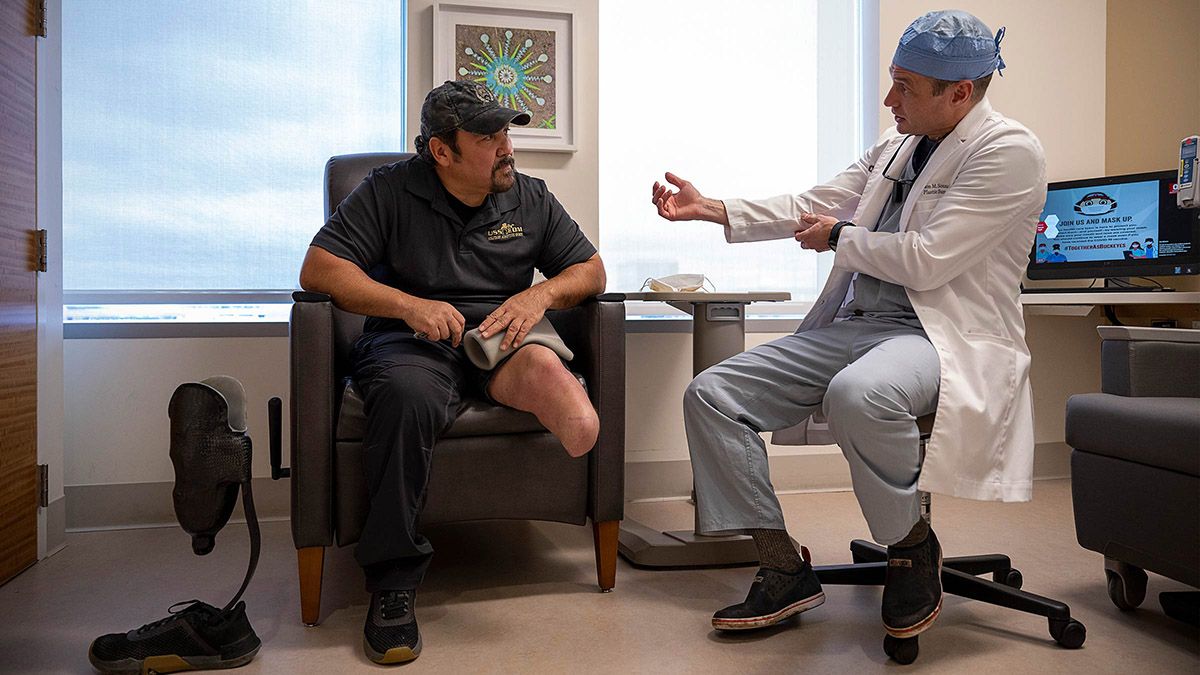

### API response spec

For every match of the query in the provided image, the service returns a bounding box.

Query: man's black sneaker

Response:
[363,589,422,664]
[712,563,826,631]
[882,528,943,638]
[88,600,260,674]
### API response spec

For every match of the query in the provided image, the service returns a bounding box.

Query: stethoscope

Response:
[879,134,916,205]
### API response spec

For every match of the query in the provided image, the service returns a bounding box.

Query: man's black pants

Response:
[350,330,494,592]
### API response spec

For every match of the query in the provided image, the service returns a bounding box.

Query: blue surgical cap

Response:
[893,10,1006,81]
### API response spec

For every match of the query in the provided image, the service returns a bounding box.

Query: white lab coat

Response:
[722,98,1046,502]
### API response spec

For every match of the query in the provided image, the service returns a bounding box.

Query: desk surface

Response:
[614,291,791,302]
[1020,291,1200,305]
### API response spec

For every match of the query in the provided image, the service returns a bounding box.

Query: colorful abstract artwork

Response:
[435,4,574,151]
[454,24,557,130]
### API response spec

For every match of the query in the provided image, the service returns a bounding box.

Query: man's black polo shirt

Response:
[310,156,597,333]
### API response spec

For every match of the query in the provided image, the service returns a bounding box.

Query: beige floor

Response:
[0,479,1196,674]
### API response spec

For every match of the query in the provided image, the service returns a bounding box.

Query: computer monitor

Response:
[1027,170,1200,282]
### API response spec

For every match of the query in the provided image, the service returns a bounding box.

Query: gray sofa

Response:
[287,153,626,625]
[1067,326,1200,621]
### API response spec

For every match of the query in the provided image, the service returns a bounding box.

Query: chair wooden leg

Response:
[298,546,325,626]
[593,520,618,592]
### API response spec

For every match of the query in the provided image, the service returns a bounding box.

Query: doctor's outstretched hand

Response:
[795,213,839,252]
[651,172,729,225]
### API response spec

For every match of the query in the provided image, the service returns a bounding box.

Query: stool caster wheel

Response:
[1048,618,1086,649]
[883,634,919,664]
[994,568,1023,589]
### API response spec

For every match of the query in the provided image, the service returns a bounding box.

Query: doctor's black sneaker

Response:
[88,600,260,674]
[882,528,943,638]
[712,563,826,631]
[363,589,422,664]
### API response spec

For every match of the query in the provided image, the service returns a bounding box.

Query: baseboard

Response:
[65,477,292,532]
[626,442,1075,503]
[39,495,68,558]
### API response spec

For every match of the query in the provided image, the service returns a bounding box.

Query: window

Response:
[599,0,874,315]
[62,1,407,298]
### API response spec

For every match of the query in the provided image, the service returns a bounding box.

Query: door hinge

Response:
[35,229,47,272]
[36,0,48,38]
[38,464,49,508]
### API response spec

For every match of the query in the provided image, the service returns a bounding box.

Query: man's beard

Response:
[491,156,516,192]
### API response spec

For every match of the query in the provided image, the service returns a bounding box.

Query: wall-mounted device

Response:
[1178,135,1198,209]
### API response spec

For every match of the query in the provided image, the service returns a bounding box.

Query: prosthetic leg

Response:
[88,377,263,674]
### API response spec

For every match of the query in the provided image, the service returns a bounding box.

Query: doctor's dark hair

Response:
[931,73,992,102]
[414,129,461,162]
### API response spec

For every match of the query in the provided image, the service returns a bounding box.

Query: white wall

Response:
[64,338,289,486]
[62,1,1132,510]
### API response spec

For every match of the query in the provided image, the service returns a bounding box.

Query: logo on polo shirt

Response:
[487,222,524,241]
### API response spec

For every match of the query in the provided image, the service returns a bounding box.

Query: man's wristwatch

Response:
[829,221,855,251]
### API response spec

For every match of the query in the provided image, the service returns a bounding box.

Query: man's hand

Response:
[400,297,466,347]
[795,213,839,252]
[651,172,729,224]
[477,286,551,351]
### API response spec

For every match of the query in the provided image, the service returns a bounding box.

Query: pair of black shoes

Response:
[713,530,942,637]
[88,600,260,674]
[363,589,422,664]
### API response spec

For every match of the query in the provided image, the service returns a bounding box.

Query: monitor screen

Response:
[1027,170,1200,280]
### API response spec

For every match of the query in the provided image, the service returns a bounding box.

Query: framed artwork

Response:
[434,3,576,152]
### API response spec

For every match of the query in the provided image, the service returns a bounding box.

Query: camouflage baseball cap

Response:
[419,80,531,140]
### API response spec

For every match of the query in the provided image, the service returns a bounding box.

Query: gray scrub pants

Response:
[682,317,940,546]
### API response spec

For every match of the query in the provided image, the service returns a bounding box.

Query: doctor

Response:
[651,10,1045,640]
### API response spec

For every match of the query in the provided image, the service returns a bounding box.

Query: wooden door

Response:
[0,0,40,586]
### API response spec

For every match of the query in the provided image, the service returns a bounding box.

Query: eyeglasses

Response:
[880,134,915,204]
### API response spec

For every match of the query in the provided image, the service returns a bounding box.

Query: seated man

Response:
[299,80,605,664]
[651,11,1043,640]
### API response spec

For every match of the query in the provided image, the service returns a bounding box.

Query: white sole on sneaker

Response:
[711,591,827,631]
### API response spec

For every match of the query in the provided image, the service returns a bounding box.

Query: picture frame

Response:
[433,3,576,153]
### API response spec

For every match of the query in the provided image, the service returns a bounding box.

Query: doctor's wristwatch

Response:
[828,221,855,251]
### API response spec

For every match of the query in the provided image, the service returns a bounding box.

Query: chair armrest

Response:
[548,297,626,522]
[290,291,336,548]
[1102,338,1200,398]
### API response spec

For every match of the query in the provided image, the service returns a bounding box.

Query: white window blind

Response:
[62,1,407,295]
[599,0,872,312]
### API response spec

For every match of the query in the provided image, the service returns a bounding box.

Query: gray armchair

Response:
[1067,326,1200,621]
[288,153,625,625]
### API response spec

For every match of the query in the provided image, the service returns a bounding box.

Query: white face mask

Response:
[640,274,714,293]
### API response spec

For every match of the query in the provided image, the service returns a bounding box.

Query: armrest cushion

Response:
[1102,339,1200,398]
[1066,393,1200,477]
[290,292,336,547]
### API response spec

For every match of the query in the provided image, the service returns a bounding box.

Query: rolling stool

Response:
[808,413,1087,664]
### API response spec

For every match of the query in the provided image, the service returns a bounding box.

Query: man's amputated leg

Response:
[487,344,599,457]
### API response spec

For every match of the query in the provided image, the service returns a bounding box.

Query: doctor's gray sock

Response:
[750,529,803,573]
